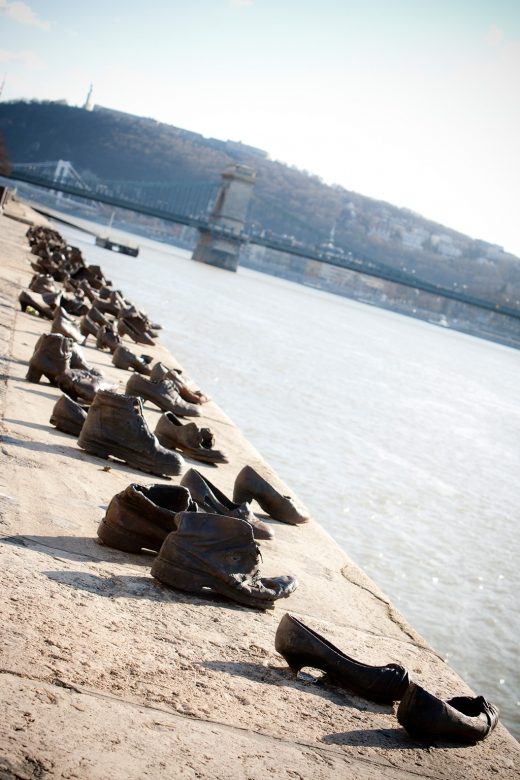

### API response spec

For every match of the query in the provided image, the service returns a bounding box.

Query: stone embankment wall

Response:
[0,201,519,779]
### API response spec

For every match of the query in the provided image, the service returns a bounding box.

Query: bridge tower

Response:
[192,164,255,272]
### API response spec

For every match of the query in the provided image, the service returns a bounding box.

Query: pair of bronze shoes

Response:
[275,613,499,744]
[174,466,309,540]
[97,483,297,609]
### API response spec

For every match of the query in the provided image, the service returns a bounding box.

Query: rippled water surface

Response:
[60,224,520,738]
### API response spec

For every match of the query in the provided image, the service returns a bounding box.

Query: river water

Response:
[57,223,520,739]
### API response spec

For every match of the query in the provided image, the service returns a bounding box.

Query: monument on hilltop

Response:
[192,164,256,272]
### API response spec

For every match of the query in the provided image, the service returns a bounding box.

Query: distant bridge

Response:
[5,163,520,322]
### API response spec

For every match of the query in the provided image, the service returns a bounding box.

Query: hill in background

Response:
[1,99,519,311]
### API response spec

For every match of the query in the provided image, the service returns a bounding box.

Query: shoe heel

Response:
[278,651,303,674]
[26,365,43,383]
[97,519,144,553]
[151,558,210,593]
[20,301,28,313]
[81,443,110,460]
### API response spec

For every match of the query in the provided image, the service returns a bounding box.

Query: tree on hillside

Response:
[0,133,11,175]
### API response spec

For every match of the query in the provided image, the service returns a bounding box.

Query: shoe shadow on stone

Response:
[43,571,258,610]
[19,384,59,402]
[5,417,74,436]
[202,660,392,713]
[44,571,161,599]
[0,434,82,461]
[2,534,153,567]
[322,728,417,749]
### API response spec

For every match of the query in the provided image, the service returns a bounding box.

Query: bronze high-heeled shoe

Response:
[275,613,409,704]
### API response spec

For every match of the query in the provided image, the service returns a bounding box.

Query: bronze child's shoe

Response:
[275,613,409,704]
[125,372,201,417]
[97,483,196,553]
[155,412,227,465]
[26,333,73,384]
[397,682,499,744]
[233,465,310,525]
[151,512,297,609]
[78,390,184,477]
[50,393,88,436]
[112,344,152,375]
[181,468,273,540]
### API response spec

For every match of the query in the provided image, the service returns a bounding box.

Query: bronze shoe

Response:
[78,390,184,477]
[180,468,273,540]
[97,483,196,553]
[275,613,409,704]
[112,345,152,375]
[233,465,310,525]
[87,306,110,327]
[29,273,58,295]
[96,324,121,353]
[79,314,100,341]
[50,393,88,436]
[26,333,73,384]
[117,316,155,346]
[150,362,210,404]
[397,682,499,744]
[126,372,201,417]
[57,369,115,404]
[19,289,55,319]
[51,307,85,344]
[155,412,227,465]
[151,512,297,609]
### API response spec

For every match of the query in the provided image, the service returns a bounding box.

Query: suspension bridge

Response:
[4,160,520,322]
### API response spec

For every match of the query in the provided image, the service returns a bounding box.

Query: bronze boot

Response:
[98,483,196,553]
[78,390,184,477]
[181,468,273,540]
[26,333,73,384]
[151,512,297,609]
[126,373,201,417]
[51,307,85,344]
[233,465,310,525]
[155,412,227,465]
[50,393,88,436]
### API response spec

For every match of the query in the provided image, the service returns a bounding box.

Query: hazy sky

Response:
[1,0,519,254]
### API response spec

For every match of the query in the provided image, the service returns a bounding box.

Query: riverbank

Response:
[1,202,518,779]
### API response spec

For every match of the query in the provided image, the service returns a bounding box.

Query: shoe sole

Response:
[151,558,276,610]
[78,439,181,478]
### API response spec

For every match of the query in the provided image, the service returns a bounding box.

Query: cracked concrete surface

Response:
[0,202,519,779]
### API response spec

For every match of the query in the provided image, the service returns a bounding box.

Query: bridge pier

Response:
[192,164,255,272]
